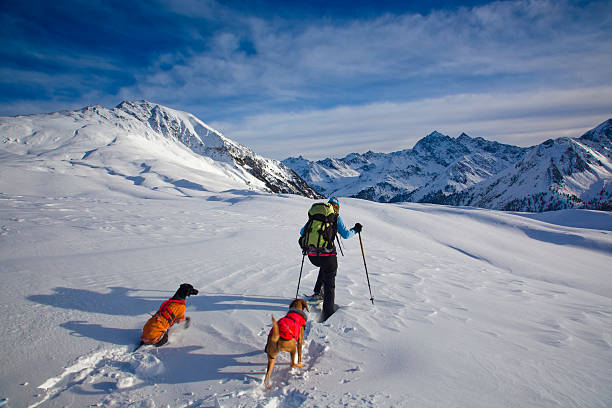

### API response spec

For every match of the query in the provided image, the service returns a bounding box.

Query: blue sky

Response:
[1,0,611,159]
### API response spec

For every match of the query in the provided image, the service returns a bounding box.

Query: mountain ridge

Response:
[283,119,612,212]
[1,100,321,199]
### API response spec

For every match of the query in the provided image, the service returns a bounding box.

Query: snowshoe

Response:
[303,293,323,304]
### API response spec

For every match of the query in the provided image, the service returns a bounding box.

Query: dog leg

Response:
[154,331,169,347]
[297,328,304,364]
[264,357,276,389]
[133,341,145,352]
[290,349,303,368]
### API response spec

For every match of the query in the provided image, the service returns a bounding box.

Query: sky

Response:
[1,0,611,160]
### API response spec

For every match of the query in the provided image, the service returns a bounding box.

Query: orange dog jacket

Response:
[141,299,186,344]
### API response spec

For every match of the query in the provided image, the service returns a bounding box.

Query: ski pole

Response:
[295,253,306,298]
[358,231,374,305]
[336,233,344,256]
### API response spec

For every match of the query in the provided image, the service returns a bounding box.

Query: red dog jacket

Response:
[273,309,307,341]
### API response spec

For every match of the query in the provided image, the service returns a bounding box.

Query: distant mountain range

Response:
[2,101,609,212]
[0,101,321,198]
[283,119,612,212]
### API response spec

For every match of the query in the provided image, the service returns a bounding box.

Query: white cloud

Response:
[211,86,612,160]
[116,0,612,123]
[4,0,610,162]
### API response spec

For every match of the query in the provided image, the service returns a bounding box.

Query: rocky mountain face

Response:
[0,101,321,198]
[283,119,612,212]
[444,120,612,211]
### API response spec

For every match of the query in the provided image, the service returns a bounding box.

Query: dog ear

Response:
[300,299,309,312]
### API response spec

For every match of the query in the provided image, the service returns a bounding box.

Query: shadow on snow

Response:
[60,321,140,346]
[27,287,290,316]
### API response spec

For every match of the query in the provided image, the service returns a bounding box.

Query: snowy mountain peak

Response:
[580,118,612,145]
[412,131,470,167]
[114,100,236,155]
[414,131,454,150]
[426,130,447,138]
[0,101,321,198]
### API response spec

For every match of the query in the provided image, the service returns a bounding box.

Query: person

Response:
[301,197,362,321]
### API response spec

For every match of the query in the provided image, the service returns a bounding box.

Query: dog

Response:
[264,298,309,389]
[137,283,199,350]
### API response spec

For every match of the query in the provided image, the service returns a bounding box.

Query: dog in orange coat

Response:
[136,283,198,350]
[263,298,309,389]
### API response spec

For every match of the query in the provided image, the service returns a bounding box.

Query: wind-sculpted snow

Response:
[0,167,611,406]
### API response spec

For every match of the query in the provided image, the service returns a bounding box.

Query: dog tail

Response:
[133,341,145,352]
[270,315,280,343]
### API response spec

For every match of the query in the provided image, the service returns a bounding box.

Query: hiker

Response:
[300,197,362,321]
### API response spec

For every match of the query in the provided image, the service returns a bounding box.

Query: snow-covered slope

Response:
[0,172,610,407]
[283,120,612,211]
[0,101,320,198]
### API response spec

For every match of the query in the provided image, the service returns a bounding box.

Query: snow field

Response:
[0,182,611,407]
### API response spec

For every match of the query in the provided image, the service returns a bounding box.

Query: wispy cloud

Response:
[212,86,612,159]
[1,0,611,159]
[119,0,612,110]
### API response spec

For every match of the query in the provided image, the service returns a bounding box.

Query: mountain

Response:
[0,100,321,198]
[441,119,612,211]
[283,120,612,212]
[283,131,527,203]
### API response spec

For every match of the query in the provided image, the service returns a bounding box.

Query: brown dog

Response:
[264,298,309,389]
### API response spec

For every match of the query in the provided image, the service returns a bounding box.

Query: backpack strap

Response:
[310,213,336,223]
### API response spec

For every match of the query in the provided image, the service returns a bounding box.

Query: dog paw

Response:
[291,363,304,368]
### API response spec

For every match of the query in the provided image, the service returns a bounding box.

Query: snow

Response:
[0,102,320,199]
[1,105,611,407]
[1,168,611,407]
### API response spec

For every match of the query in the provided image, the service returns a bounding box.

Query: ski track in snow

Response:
[1,191,611,407]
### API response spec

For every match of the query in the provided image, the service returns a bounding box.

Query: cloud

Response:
[1,0,611,160]
[114,0,612,120]
[211,86,612,159]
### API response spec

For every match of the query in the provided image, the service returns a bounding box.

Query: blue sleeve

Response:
[300,225,305,235]
[337,216,355,239]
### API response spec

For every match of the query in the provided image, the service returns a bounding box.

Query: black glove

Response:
[184,316,191,329]
[352,223,362,233]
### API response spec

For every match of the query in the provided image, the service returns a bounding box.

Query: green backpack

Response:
[299,202,338,255]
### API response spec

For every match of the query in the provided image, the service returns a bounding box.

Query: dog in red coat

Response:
[263,298,309,389]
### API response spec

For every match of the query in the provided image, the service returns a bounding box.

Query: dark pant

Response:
[308,254,338,320]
